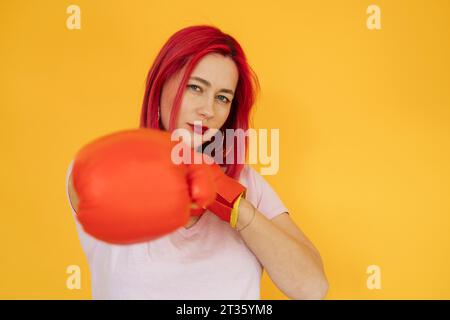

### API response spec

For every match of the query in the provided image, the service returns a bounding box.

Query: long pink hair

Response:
[140,25,260,179]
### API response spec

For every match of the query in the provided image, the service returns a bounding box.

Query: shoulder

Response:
[238,165,289,220]
[238,165,261,197]
[238,165,272,196]
[65,160,78,213]
[238,165,261,186]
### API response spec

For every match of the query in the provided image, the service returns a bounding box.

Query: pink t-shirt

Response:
[65,160,289,300]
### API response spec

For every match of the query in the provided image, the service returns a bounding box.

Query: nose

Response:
[197,100,214,120]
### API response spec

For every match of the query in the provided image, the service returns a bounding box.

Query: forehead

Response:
[190,53,239,88]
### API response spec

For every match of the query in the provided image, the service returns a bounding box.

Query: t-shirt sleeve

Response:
[245,166,289,220]
[65,160,99,259]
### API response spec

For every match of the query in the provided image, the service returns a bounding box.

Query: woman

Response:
[66,25,328,300]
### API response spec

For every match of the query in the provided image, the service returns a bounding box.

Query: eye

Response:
[187,84,231,104]
[187,84,201,92]
[217,95,231,104]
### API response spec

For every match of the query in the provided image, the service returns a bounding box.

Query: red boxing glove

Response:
[72,128,216,244]
[177,148,246,227]
[205,161,246,226]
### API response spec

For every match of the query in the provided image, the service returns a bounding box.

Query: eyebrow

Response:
[189,76,235,95]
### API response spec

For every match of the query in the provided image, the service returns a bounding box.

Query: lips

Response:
[188,123,209,135]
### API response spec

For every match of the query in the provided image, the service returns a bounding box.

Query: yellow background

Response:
[1,0,449,299]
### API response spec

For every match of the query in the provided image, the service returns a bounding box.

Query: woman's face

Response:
[159,53,239,148]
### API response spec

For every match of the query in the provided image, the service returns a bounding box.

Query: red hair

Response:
[140,25,260,179]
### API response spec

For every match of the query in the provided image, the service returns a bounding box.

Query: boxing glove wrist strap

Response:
[229,192,244,229]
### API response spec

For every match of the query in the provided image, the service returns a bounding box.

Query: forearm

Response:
[236,198,328,300]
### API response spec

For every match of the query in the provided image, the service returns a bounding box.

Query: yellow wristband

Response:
[230,192,244,229]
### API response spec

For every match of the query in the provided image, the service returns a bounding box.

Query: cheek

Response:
[217,107,232,125]
[176,97,196,124]
[180,94,198,110]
